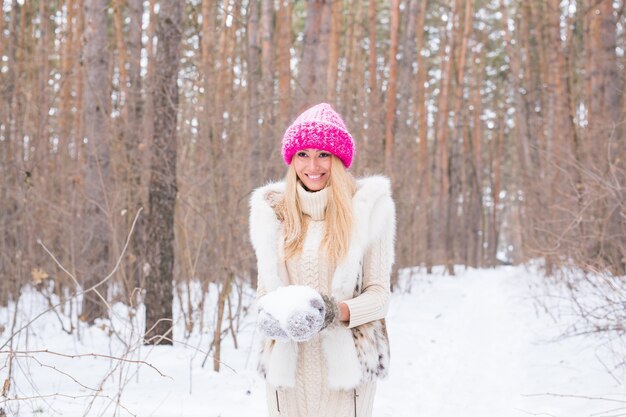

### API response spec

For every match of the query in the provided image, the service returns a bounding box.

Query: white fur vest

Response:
[249,175,396,390]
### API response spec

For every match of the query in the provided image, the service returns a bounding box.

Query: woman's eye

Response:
[297,152,308,157]
[319,152,331,158]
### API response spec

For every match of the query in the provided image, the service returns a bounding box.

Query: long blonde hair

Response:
[279,156,357,263]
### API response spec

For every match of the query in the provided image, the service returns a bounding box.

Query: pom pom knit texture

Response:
[282,103,355,168]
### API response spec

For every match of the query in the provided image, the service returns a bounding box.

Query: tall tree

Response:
[144,0,183,345]
[414,0,431,271]
[466,31,485,267]
[246,0,261,181]
[261,0,274,123]
[259,0,276,179]
[366,0,383,170]
[73,0,86,162]
[434,0,456,274]
[0,2,6,147]
[296,0,329,108]
[125,0,146,296]
[276,0,293,127]
[34,0,51,168]
[81,0,112,324]
[384,0,401,176]
[585,0,624,273]
[499,0,535,262]
[450,0,473,267]
[326,0,341,103]
[142,0,158,176]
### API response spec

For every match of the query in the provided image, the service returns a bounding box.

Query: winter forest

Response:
[0,0,625,416]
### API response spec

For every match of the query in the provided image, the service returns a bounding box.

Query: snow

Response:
[258,285,325,342]
[1,265,624,417]
[258,284,322,326]
[379,266,624,417]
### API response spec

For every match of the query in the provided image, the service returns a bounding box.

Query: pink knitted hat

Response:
[281,103,355,168]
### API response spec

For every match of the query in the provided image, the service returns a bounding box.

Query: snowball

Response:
[258,285,323,326]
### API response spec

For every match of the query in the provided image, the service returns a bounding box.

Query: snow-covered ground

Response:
[1,265,624,417]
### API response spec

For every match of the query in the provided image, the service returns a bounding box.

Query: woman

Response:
[249,103,395,417]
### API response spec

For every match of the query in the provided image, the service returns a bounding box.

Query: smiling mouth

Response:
[307,174,324,180]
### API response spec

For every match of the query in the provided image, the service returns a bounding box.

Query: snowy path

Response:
[376,267,624,417]
[2,266,624,417]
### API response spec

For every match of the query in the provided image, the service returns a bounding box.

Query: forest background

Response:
[0,0,624,383]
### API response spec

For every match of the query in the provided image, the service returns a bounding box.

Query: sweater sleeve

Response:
[343,218,394,328]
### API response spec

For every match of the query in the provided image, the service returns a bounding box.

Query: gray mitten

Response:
[257,308,290,340]
[258,285,328,342]
[284,295,325,342]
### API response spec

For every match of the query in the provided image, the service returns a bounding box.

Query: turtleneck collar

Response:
[297,183,329,221]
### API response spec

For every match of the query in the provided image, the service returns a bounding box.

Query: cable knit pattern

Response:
[265,186,378,417]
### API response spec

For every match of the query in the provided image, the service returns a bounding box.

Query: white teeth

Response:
[308,174,322,179]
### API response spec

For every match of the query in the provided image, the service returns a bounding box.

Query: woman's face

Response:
[293,148,332,191]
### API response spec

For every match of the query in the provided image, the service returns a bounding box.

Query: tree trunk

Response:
[338,0,366,172]
[73,0,86,164]
[399,0,419,126]
[467,33,485,267]
[82,0,111,324]
[142,0,158,189]
[451,0,473,268]
[213,273,233,371]
[414,0,431,271]
[366,0,383,170]
[261,0,274,107]
[276,0,293,127]
[587,0,623,273]
[500,0,535,261]
[384,0,400,177]
[435,0,456,273]
[260,0,275,175]
[296,0,327,109]
[525,1,546,178]
[34,0,51,170]
[125,0,146,299]
[213,0,231,147]
[261,0,273,92]
[247,0,261,181]
[59,0,77,164]
[326,0,341,103]
[0,2,6,145]
[113,0,128,102]
[145,0,183,345]
[488,113,505,266]
[314,2,331,101]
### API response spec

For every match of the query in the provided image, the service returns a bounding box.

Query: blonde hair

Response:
[279,156,357,263]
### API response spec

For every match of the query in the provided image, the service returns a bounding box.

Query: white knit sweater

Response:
[258,184,390,417]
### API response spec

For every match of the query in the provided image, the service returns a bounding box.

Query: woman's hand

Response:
[338,302,350,322]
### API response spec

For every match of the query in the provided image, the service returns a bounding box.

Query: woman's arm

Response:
[340,218,394,328]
